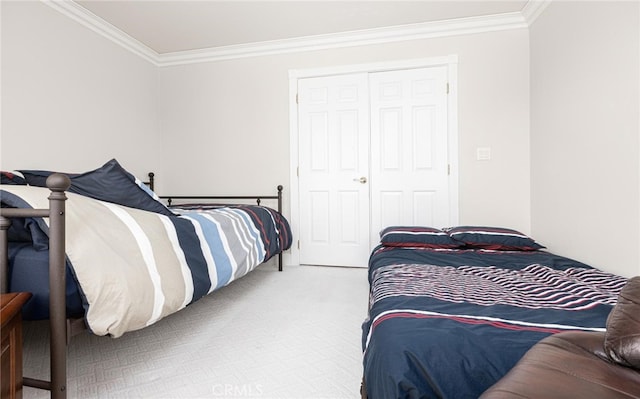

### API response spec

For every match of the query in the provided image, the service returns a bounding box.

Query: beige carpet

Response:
[22,264,369,399]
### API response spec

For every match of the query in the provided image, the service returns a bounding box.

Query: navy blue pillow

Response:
[1,171,27,185]
[1,187,51,250]
[6,217,50,251]
[19,159,174,217]
[444,226,545,251]
[380,226,462,248]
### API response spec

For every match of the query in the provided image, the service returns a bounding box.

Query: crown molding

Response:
[43,0,543,67]
[521,0,553,25]
[158,12,527,67]
[41,0,160,66]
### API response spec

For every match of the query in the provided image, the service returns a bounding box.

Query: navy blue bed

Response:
[361,226,626,399]
[2,159,293,397]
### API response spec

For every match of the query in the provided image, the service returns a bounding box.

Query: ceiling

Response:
[75,1,530,55]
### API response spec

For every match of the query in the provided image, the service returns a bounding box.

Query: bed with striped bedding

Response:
[2,185,291,337]
[362,228,626,399]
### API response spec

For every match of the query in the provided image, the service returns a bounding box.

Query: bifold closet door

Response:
[297,66,451,267]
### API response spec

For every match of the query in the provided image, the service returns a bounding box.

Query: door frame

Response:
[288,55,459,266]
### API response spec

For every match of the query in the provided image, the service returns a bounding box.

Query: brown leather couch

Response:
[481,276,640,399]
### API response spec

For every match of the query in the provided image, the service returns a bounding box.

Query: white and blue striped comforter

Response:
[2,185,291,337]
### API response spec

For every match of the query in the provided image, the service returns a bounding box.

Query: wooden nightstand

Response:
[1,292,31,399]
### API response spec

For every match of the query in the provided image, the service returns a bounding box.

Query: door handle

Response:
[353,177,368,184]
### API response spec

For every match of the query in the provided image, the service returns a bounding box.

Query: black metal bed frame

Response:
[148,172,285,272]
[0,173,287,398]
[0,173,70,399]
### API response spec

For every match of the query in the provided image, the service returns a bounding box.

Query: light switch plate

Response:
[477,147,491,161]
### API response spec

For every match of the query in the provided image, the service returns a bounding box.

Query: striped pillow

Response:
[444,226,545,251]
[380,226,462,248]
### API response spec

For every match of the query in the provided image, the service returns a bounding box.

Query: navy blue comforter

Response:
[362,246,626,399]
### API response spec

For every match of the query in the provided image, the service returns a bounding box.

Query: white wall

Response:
[9,1,636,276]
[0,1,160,180]
[2,1,533,252]
[530,1,640,277]
[159,30,532,233]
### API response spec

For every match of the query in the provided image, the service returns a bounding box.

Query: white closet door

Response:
[297,65,452,267]
[369,66,451,247]
[297,73,371,267]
